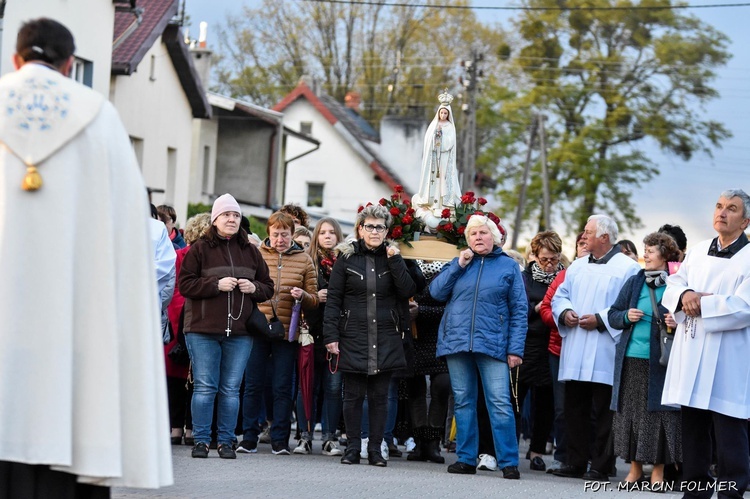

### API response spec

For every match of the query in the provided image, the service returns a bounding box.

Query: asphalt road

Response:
[113,439,677,498]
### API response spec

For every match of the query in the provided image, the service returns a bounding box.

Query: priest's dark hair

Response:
[16,18,75,68]
[658,224,687,252]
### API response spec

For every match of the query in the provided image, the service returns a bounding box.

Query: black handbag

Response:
[648,286,673,367]
[246,301,286,341]
[168,308,190,366]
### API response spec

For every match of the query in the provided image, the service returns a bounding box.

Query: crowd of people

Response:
[3,17,750,499]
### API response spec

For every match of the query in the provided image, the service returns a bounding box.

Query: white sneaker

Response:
[381,439,389,461]
[405,437,416,453]
[360,437,369,459]
[322,440,343,456]
[292,439,311,455]
[477,453,498,471]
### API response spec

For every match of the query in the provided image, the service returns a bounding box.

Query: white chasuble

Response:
[0,64,172,487]
[662,239,750,419]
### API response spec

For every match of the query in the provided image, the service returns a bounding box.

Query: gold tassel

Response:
[22,165,42,191]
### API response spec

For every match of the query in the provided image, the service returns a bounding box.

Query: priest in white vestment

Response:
[0,18,172,494]
[550,215,640,480]
[662,189,750,497]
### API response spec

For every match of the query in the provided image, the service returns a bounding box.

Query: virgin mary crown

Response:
[438,89,453,107]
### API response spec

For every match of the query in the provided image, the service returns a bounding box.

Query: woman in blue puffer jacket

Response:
[430,214,527,479]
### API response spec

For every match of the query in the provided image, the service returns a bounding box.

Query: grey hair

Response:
[587,214,619,241]
[720,189,750,218]
[356,204,392,228]
[465,214,504,247]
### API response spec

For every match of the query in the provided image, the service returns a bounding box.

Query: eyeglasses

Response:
[538,256,560,265]
[362,224,387,233]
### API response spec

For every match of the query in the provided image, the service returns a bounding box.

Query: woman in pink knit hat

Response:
[179,194,275,459]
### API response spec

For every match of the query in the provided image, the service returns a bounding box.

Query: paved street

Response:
[114,439,674,498]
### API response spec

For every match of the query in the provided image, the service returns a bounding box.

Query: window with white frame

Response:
[70,57,93,87]
[307,183,324,208]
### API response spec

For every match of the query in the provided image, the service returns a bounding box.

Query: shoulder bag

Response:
[246,301,286,341]
[647,286,672,367]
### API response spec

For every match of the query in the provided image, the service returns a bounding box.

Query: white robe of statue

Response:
[0,63,172,487]
[413,104,462,226]
[661,239,750,419]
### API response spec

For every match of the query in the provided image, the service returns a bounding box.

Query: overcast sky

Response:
[185,0,750,253]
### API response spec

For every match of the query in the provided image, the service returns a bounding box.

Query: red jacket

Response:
[540,269,565,357]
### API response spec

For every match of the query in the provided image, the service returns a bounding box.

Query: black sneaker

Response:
[236,440,257,454]
[387,441,402,458]
[271,442,291,455]
[191,442,209,458]
[217,444,236,459]
[447,462,477,474]
[502,466,520,479]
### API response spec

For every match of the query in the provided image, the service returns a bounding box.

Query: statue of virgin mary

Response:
[412,89,462,231]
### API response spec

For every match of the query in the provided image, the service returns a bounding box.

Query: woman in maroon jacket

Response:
[179,194,274,460]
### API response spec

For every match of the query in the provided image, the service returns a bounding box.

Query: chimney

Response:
[189,21,213,88]
[345,91,361,111]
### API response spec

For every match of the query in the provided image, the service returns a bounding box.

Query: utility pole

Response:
[511,116,539,250]
[459,49,483,192]
[539,115,550,231]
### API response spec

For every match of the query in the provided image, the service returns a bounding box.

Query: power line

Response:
[301,0,750,11]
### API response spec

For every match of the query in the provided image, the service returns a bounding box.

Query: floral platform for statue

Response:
[360,187,504,262]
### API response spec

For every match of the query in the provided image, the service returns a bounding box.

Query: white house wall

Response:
[110,35,193,226]
[282,99,394,226]
[1,0,114,96]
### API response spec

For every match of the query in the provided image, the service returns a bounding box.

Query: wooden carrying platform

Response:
[399,234,460,262]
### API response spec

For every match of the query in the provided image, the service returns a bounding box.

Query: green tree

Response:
[494,0,730,233]
[214,0,507,127]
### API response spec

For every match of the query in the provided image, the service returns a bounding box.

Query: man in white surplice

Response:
[0,18,172,493]
[662,189,750,497]
[550,215,640,480]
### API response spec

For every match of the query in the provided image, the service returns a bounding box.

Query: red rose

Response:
[443,223,454,232]
[357,205,365,213]
[465,191,475,197]
[389,207,401,216]
[474,210,484,216]
[394,184,404,193]
[379,198,387,206]
[366,202,373,207]
[488,213,500,225]
[406,208,415,216]
[404,199,411,207]
[457,226,465,235]
[402,215,413,225]
[441,208,451,219]
[478,197,487,206]
[460,195,472,204]
[391,226,403,238]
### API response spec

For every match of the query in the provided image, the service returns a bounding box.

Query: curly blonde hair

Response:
[183,212,212,245]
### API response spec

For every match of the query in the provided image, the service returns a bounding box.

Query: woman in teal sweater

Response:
[608,232,682,489]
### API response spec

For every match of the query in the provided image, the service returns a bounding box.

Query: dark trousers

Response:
[681,406,749,499]
[242,338,298,446]
[0,462,110,499]
[343,371,392,453]
[166,376,189,430]
[408,373,451,429]
[564,380,614,472]
[514,381,555,455]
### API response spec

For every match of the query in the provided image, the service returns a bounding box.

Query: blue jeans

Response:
[447,352,518,468]
[297,352,342,442]
[242,337,298,446]
[185,333,253,445]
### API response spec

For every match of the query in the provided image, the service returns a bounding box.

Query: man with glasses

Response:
[551,215,640,481]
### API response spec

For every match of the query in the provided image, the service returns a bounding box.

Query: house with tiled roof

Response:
[0,0,120,94]
[110,0,210,226]
[273,79,424,225]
